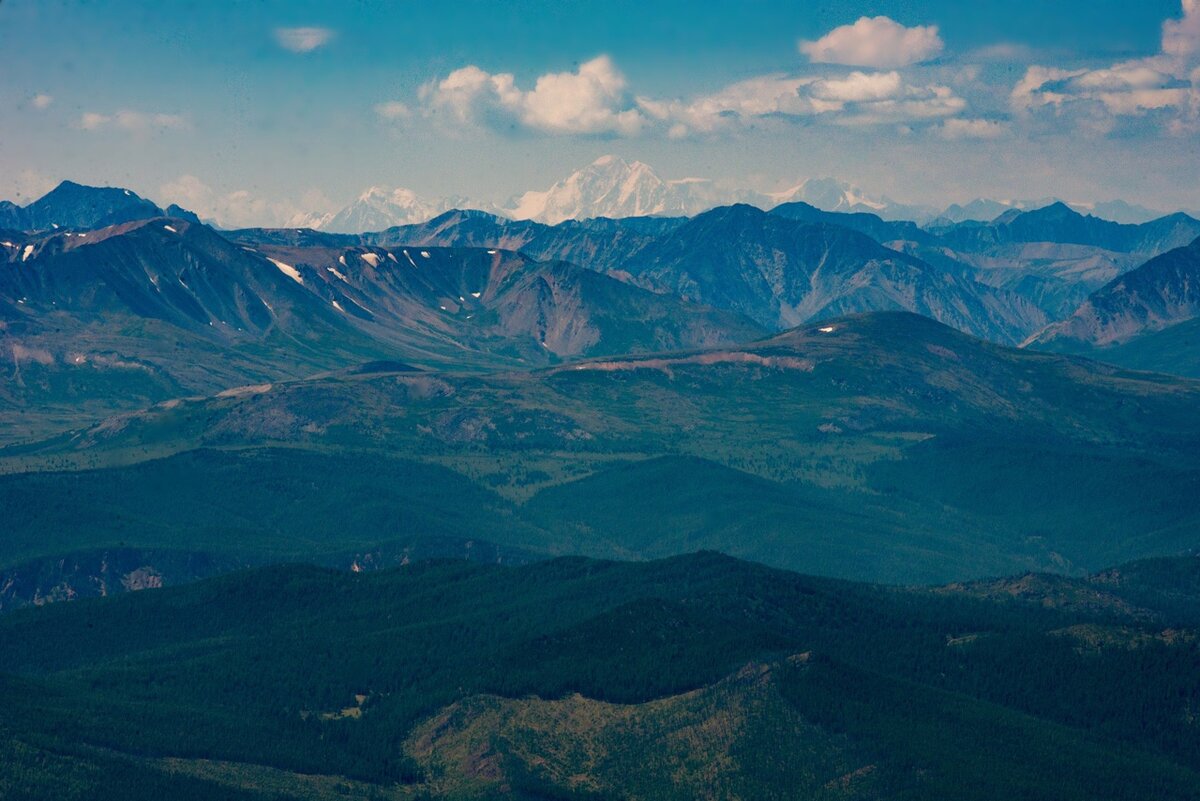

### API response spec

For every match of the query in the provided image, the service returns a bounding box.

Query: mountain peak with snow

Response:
[251,157,1174,233]
[315,186,488,233]
[507,155,700,223]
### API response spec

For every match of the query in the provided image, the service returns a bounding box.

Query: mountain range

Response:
[4,176,1200,799]
[307,157,1194,231]
[1029,235,1200,371]
[8,178,1200,448]
[4,161,1192,236]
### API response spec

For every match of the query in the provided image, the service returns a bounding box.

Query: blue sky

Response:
[2,0,1199,225]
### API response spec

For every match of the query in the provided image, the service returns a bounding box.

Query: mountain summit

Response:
[506,155,721,223]
[0,181,168,231]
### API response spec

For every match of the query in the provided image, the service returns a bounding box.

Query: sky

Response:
[3,0,1200,225]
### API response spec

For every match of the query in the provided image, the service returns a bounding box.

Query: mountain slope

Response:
[1030,236,1200,357]
[0,552,1198,800]
[1,181,166,231]
[9,312,1200,582]
[616,204,1045,342]
[938,202,1200,255]
[0,219,763,442]
[769,201,935,245]
[0,217,404,440]
[247,242,765,363]
[366,204,1046,343]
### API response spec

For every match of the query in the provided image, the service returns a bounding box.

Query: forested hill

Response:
[1,551,1199,800]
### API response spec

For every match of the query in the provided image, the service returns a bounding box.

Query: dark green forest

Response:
[1,552,1198,800]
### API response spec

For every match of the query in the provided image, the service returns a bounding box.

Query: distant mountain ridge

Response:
[346,204,1045,343]
[1030,235,1200,352]
[0,181,184,232]
[5,167,1192,235]
[285,157,1185,232]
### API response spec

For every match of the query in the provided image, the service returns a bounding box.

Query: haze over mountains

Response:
[231,156,1188,231]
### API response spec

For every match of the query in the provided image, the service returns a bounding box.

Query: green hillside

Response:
[4,312,1200,584]
[1,552,1198,800]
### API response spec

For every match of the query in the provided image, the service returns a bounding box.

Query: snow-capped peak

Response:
[317,186,484,233]
[507,155,727,223]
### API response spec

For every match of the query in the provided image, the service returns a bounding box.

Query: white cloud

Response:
[80,110,188,134]
[636,74,817,134]
[641,70,964,135]
[938,118,1010,140]
[1012,1,1200,133]
[420,49,967,140]
[374,100,411,120]
[160,174,331,228]
[31,93,53,110]
[800,16,943,68]
[273,26,334,53]
[420,55,644,136]
[1163,0,1200,61]
[811,71,905,103]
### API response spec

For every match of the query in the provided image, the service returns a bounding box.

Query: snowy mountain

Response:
[309,187,491,234]
[276,156,1171,233]
[505,156,727,223]
[765,177,937,222]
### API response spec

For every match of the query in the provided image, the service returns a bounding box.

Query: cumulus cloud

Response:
[79,110,188,133]
[31,93,53,110]
[273,26,334,53]
[374,100,411,120]
[419,55,645,136]
[640,70,965,135]
[635,75,816,135]
[160,175,331,228]
[800,16,943,68]
[420,52,971,140]
[1012,1,1200,133]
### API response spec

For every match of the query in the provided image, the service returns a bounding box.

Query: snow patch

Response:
[163,225,178,233]
[326,266,349,282]
[332,300,345,312]
[420,250,431,259]
[21,245,34,262]
[338,255,347,266]
[818,326,836,333]
[360,252,380,267]
[470,291,482,298]
[387,252,397,263]
[402,250,418,268]
[268,257,304,284]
